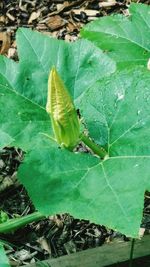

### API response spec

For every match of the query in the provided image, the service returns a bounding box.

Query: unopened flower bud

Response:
[46,67,80,150]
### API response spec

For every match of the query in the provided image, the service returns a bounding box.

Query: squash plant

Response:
[0,6,150,260]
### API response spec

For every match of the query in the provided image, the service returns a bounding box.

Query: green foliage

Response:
[0,211,9,224]
[0,212,44,233]
[0,3,150,239]
[18,67,150,237]
[0,28,115,150]
[81,3,150,68]
[0,244,10,267]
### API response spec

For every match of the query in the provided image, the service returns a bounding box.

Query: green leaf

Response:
[18,135,99,214]
[18,67,150,237]
[16,28,115,104]
[0,244,10,267]
[76,67,150,153]
[81,3,150,68]
[0,211,9,224]
[0,28,115,150]
[1,26,150,238]
[0,78,51,150]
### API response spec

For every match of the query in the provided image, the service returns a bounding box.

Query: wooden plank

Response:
[25,235,150,267]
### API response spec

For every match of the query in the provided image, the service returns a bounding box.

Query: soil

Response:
[0,1,150,266]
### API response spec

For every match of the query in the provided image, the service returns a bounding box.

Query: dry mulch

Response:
[1,0,149,59]
[0,0,150,266]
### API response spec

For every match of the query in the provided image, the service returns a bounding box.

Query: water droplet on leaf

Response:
[134,164,139,168]
[117,92,124,101]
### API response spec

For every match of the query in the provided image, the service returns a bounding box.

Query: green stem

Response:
[0,212,45,234]
[80,133,108,159]
[129,238,135,267]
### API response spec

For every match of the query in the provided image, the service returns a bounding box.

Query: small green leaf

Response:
[0,211,9,224]
[0,245,10,267]
[81,3,150,68]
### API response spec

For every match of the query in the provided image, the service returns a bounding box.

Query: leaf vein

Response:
[101,163,130,221]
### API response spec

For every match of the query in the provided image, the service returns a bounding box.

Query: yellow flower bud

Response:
[46,67,80,150]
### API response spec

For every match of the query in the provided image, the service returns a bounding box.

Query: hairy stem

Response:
[80,133,108,159]
[129,238,135,267]
[0,212,45,234]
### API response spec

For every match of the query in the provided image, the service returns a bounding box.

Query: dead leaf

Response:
[0,32,11,55]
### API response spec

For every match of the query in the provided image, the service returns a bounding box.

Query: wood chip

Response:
[38,237,52,255]
[99,1,117,8]
[0,176,14,192]
[46,15,66,30]
[36,24,48,31]
[64,240,77,254]
[65,34,78,42]
[56,4,64,10]
[72,9,99,16]
[139,227,145,238]
[0,32,11,55]
[7,48,16,59]
[67,22,77,32]
[6,12,15,21]
[28,11,41,24]
[88,17,99,21]
[19,0,28,12]
[49,0,84,16]
[0,16,5,24]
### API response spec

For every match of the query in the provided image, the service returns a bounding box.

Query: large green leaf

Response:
[81,3,150,68]
[0,28,115,150]
[76,68,150,153]
[0,77,51,150]
[18,67,150,237]
[15,28,115,104]
[0,244,10,267]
